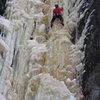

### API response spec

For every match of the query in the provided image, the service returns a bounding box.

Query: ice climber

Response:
[51,4,64,27]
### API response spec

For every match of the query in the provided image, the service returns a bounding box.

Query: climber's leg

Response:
[51,16,56,27]
[58,15,64,26]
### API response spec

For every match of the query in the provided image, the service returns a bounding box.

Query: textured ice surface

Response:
[0,0,84,100]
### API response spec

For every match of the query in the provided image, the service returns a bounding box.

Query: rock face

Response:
[76,0,100,99]
[0,0,6,15]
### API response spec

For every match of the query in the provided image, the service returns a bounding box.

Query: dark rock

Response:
[74,0,100,99]
[0,0,6,15]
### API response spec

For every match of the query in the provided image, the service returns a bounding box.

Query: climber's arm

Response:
[53,9,55,16]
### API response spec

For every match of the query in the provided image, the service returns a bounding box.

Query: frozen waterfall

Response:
[0,0,86,100]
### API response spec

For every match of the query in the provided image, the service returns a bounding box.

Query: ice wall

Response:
[0,0,85,100]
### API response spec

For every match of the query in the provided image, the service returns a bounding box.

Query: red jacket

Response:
[53,7,63,14]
